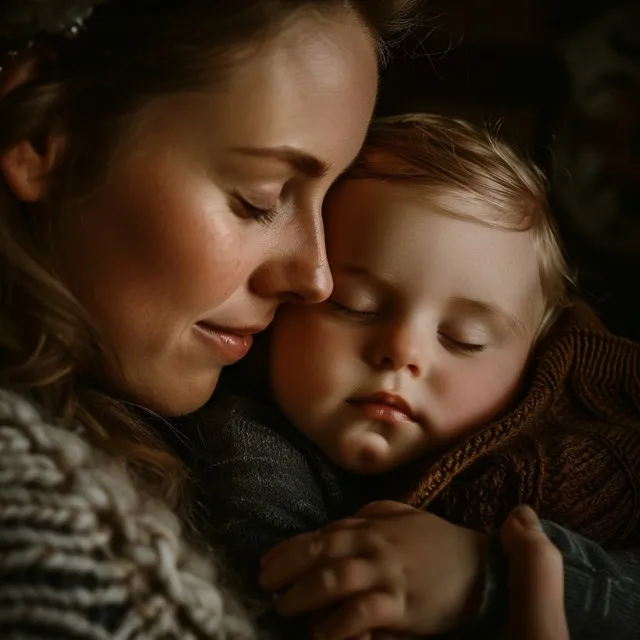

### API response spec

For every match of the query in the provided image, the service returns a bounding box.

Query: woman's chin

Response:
[122,371,221,417]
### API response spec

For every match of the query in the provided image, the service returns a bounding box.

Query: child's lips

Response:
[347,391,416,424]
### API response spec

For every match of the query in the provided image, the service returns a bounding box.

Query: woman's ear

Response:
[0,49,64,203]
[0,52,40,98]
[1,135,64,203]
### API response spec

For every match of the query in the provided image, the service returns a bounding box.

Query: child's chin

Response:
[337,431,395,475]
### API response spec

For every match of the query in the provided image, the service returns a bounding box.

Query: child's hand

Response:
[259,500,487,639]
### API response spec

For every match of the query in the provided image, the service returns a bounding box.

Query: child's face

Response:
[270,180,545,474]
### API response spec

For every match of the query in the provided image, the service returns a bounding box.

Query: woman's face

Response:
[53,10,378,415]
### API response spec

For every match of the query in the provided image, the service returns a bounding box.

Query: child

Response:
[187,114,640,637]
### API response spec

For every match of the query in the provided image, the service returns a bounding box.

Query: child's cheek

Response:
[442,358,528,436]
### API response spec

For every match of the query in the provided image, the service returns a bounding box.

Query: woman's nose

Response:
[251,213,333,304]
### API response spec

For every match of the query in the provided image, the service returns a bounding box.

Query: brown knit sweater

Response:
[403,301,640,548]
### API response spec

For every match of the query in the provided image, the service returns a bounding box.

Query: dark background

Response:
[377,0,640,340]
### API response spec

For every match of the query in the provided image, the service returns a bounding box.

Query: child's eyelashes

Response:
[326,299,378,321]
[325,299,488,354]
[439,333,486,355]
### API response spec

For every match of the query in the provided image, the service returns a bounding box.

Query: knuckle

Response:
[350,595,375,624]
[350,592,398,628]
[361,530,389,557]
[308,531,324,558]
[333,558,369,591]
[322,530,347,557]
[319,566,340,593]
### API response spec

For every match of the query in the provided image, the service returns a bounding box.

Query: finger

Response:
[323,518,368,533]
[261,527,382,592]
[500,505,569,640]
[354,501,416,519]
[260,530,323,590]
[275,557,383,617]
[261,529,320,568]
[261,518,366,567]
[310,591,404,640]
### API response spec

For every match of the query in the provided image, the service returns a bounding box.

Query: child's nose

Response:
[365,323,428,377]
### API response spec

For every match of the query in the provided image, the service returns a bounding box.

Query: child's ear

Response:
[1,135,64,203]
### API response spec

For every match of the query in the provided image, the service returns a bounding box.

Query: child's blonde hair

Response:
[344,113,575,337]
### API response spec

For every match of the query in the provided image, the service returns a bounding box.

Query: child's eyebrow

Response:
[448,297,526,337]
[332,263,404,295]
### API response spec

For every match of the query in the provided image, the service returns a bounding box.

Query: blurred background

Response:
[377,0,640,340]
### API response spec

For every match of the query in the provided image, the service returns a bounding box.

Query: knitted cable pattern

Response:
[0,390,257,640]
[403,301,640,547]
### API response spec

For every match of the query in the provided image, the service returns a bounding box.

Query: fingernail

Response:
[514,504,542,531]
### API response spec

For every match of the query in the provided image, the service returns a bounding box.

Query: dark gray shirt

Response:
[179,393,640,639]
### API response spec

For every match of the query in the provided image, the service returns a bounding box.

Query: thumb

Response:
[500,505,569,640]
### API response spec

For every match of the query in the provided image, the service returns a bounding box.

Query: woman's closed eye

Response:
[233,193,279,224]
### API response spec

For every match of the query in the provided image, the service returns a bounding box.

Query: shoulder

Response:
[0,389,256,639]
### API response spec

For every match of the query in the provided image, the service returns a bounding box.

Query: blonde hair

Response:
[0,0,420,506]
[344,113,575,337]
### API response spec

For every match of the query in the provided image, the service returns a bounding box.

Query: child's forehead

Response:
[326,179,544,321]
[328,178,527,231]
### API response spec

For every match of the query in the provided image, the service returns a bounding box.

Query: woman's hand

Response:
[259,500,487,639]
[500,505,569,640]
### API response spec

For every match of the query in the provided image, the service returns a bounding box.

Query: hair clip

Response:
[0,0,107,42]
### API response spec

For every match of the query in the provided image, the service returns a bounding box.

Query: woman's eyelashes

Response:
[232,192,279,224]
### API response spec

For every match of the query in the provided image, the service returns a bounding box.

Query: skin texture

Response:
[259,502,568,640]
[19,9,378,415]
[270,179,545,473]
[261,181,567,640]
[261,501,488,638]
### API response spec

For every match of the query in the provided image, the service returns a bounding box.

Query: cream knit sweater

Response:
[0,389,257,640]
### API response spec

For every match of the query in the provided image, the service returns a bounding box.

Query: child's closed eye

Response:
[438,332,486,354]
[326,299,378,322]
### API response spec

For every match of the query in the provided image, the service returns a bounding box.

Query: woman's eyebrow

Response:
[227,145,329,178]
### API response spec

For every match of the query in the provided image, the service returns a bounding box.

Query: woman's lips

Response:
[193,322,254,363]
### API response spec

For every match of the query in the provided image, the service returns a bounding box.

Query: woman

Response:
[0,0,576,637]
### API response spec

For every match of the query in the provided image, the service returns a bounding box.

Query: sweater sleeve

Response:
[543,521,640,639]
[0,390,256,640]
[477,520,640,639]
